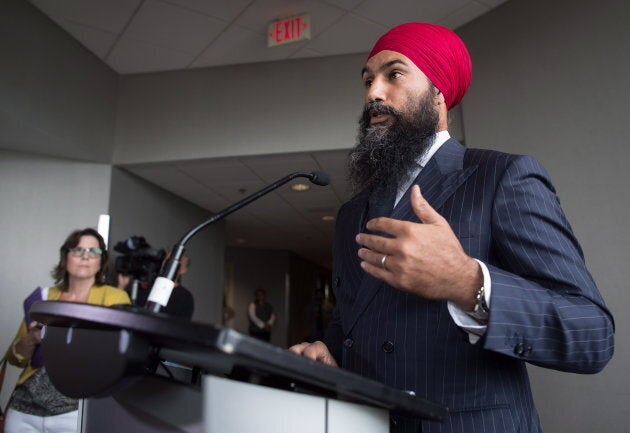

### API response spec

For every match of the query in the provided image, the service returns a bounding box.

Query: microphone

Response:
[145,171,330,313]
[308,170,330,186]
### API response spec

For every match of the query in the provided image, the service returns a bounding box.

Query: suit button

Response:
[514,342,525,356]
[382,340,395,353]
[335,277,341,287]
[524,345,532,356]
[344,338,354,349]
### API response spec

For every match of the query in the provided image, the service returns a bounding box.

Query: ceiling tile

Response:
[278,187,341,210]
[354,0,470,28]
[241,152,320,183]
[124,0,228,54]
[175,157,260,185]
[306,213,340,229]
[29,0,142,33]
[230,225,314,250]
[58,18,118,59]
[191,24,305,68]
[313,149,350,173]
[476,0,509,8]
[306,13,385,56]
[190,194,232,212]
[438,1,490,29]
[215,179,271,202]
[321,0,365,11]
[107,36,195,74]
[234,0,345,36]
[313,149,353,200]
[177,162,266,202]
[224,211,268,228]
[241,193,300,220]
[124,164,223,209]
[160,0,253,21]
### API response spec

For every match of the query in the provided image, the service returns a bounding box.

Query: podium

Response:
[30,301,446,432]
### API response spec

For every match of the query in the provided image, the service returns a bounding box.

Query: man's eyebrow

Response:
[361,59,408,77]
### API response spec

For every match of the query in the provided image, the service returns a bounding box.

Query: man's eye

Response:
[363,79,373,88]
[389,71,402,80]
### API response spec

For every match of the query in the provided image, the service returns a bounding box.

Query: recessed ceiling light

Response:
[290,183,310,191]
[322,215,335,221]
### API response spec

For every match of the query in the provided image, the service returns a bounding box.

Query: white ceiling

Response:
[28,0,508,268]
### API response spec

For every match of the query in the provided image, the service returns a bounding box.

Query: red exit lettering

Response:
[274,17,303,43]
[268,14,311,47]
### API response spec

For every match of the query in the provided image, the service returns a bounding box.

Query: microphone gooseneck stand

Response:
[145,171,330,313]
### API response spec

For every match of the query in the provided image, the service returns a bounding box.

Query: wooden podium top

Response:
[31,301,446,421]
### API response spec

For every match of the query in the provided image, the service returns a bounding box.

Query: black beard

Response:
[347,90,440,196]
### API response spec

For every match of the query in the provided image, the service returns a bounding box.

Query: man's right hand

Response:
[289,341,338,367]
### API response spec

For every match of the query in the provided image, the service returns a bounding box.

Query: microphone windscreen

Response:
[309,171,330,186]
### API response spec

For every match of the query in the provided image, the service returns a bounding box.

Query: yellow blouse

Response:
[4,285,131,385]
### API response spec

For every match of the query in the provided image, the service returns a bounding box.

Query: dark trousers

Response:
[249,329,271,342]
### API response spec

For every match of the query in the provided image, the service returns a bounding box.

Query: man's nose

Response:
[366,77,387,102]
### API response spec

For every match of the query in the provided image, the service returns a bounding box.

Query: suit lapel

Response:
[343,139,478,335]
[394,140,478,220]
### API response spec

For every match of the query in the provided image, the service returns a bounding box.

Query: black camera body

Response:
[114,236,166,286]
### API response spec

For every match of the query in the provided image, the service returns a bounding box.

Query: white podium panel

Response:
[204,376,325,433]
[328,399,389,433]
[204,376,389,433]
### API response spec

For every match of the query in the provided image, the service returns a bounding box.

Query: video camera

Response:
[114,236,166,286]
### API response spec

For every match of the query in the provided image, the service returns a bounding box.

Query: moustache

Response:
[361,101,402,121]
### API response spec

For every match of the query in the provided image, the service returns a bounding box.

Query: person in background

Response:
[4,228,130,433]
[248,288,276,342]
[290,22,614,432]
[162,250,195,319]
[117,248,194,319]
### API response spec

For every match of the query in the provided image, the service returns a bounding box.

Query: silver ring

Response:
[381,254,388,270]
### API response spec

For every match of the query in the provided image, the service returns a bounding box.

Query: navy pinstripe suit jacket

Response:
[324,138,614,433]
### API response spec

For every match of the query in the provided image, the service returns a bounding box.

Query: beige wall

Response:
[113,53,365,163]
[0,150,112,408]
[0,0,118,163]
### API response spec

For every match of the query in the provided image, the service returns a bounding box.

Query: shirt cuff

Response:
[446,259,492,344]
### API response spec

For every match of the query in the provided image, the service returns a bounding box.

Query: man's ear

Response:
[435,88,446,106]
[435,88,449,130]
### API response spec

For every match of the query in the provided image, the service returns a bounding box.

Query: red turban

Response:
[368,22,472,110]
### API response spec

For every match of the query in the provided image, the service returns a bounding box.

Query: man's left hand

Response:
[356,185,481,310]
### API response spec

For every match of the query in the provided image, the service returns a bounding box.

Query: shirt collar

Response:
[394,130,451,206]
[419,130,450,167]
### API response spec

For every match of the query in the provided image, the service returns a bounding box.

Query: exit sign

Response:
[268,14,311,47]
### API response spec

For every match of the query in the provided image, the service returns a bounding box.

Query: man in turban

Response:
[291,23,614,433]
